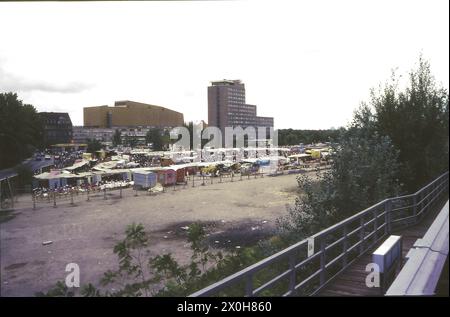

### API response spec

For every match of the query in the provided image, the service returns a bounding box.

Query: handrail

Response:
[386,201,449,295]
[190,171,449,297]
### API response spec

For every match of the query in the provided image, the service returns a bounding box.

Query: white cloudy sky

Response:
[0,0,448,129]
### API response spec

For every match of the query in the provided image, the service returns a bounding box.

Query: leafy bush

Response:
[277,107,401,242]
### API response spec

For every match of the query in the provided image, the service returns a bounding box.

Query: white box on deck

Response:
[372,235,402,273]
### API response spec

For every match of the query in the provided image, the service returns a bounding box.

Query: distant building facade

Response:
[72,126,115,144]
[73,126,169,147]
[255,116,274,128]
[39,112,73,147]
[207,80,274,141]
[84,100,184,129]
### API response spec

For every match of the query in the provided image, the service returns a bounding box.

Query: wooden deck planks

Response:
[316,200,447,296]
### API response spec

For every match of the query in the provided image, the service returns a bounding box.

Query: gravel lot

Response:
[0,172,309,296]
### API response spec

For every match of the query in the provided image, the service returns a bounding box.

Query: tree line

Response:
[276,129,341,145]
[279,56,449,241]
[111,127,171,150]
[0,93,44,170]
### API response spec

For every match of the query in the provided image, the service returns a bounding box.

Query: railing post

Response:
[320,238,326,286]
[422,188,426,213]
[359,217,365,255]
[342,225,348,268]
[289,253,296,295]
[373,209,378,244]
[7,178,14,209]
[385,199,392,234]
[431,178,437,206]
[412,194,417,224]
[245,275,253,297]
[419,190,424,221]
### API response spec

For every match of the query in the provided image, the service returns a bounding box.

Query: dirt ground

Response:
[0,172,313,296]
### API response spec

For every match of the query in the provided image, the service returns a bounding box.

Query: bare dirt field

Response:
[0,172,313,296]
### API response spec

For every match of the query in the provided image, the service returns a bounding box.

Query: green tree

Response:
[86,138,103,153]
[122,134,138,148]
[35,281,75,297]
[0,93,44,169]
[14,165,33,188]
[145,128,164,150]
[277,56,449,241]
[371,57,449,191]
[276,129,341,146]
[101,223,156,296]
[278,104,401,241]
[112,129,122,147]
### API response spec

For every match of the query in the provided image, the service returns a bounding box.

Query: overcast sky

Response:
[0,0,448,129]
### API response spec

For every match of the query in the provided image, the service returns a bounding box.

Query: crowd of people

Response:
[53,150,85,169]
[128,153,161,168]
[32,179,134,200]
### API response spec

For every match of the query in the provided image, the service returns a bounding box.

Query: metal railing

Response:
[386,201,449,296]
[190,171,449,297]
